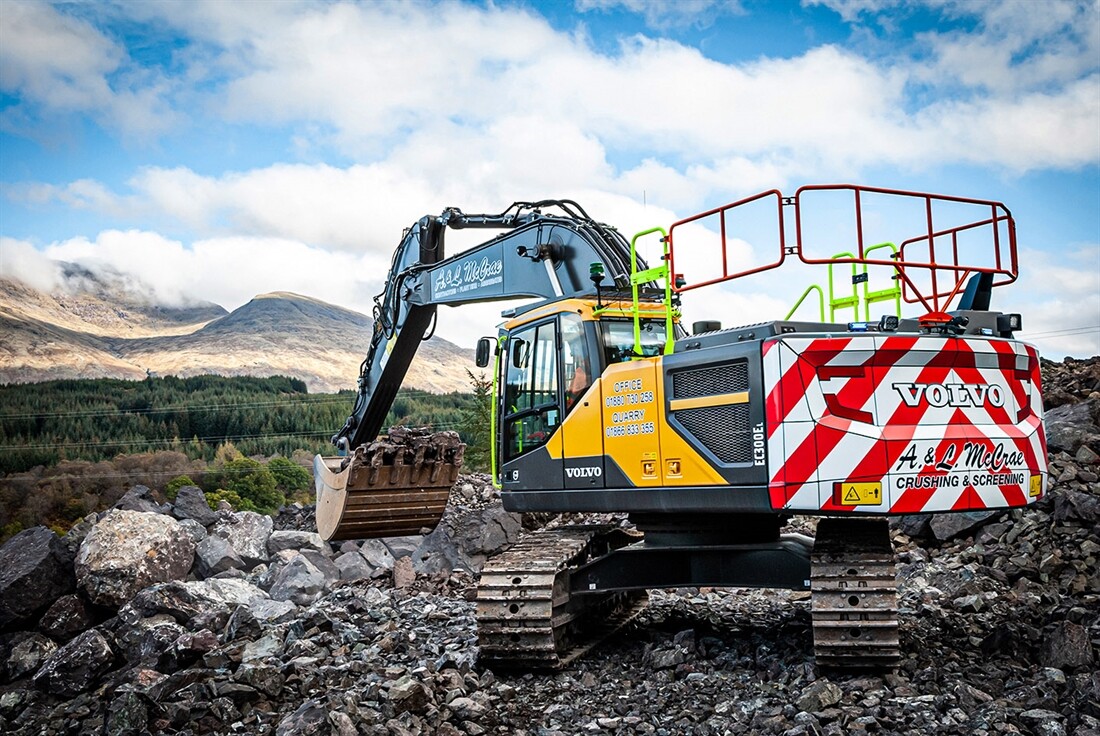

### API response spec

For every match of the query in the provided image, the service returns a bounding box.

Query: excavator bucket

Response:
[313,427,465,541]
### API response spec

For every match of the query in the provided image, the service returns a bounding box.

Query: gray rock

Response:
[360,539,396,570]
[248,598,298,626]
[195,534,246,578]
[105,691,148,736]
[796,680,843,713]
[389,675,431,714]
[891,514,932,539]
[171,485,220,526]
[1040,621,1095,670]
[32,629,114,697]
[1053,489,1100,524]
[385,536,423,560]
[242,632,284,663]
[76,510,196,607]
[269,555,327,605]
[929,510,998,542]
[333,551,373,581]
[0,526,75,627]
[1044,399,1100,454]
[176,518,208,543]
[1020,709,1066,736]
[648,648,685,669]
[39,594,94,643]
[414,505,522,575]
[210,511,273,567]
[194,578,268,607]
[267,530,326,556]
[235,662,285,697]
[5,633,57,680]
[113,485,169,514]
[276,698,327,736]
[115,615,187,667]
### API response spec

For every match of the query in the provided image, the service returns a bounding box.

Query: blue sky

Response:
[0,0,1097,357]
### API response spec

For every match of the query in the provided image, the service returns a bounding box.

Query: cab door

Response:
[498,319,564,491]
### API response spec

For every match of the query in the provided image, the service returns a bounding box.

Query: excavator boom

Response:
[316,202,650,540]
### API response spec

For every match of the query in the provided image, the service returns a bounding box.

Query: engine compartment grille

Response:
[675,404,753,464]
[671,362,749,399]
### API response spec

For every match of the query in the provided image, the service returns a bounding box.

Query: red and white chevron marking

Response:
[762,335,1047,514]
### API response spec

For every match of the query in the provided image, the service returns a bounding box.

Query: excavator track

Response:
[810,518,900,670]
[476,526,647,670]
[314,428,464,541]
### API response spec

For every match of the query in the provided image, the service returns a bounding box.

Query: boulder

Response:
[1040,621,1095,670]
[171,486,220,527]
[0,526,75,627]
[796,680,843,713]
[360,539,397,570]
[39,594,95,643]
[248,598,298,627]
[106,691,148,736]
[5,633,57,680]
[32,629,114,697]
[276,698,328,736]
[267,530,327,556]
[269,555,328,605]
[929,510,998,542]
[1044,399,1100,454]
[388,675,431,714]
[414,505,523,575]
[76,510,196,607]
[333,551,373,581]
[210,512,273,567]
[1053,489,1100,524]
[393,556,416,589]
[195,535,246,578]
[113,485,170,514]
[176,518,208,544]
[114,615,187,667]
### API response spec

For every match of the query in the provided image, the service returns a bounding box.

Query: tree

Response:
[165,475,196,501]
[268,456,311,495]
[459,370,492,472]
[211,458,284,514]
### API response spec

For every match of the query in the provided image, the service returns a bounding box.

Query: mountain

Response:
[0,278,475,394]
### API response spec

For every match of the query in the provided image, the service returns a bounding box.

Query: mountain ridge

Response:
[0,277,475,394]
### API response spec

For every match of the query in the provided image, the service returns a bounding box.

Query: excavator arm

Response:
[317,200,647,540]
[334,200,644,452]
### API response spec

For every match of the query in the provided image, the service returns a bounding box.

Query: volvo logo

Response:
[565,466,602,478]
[893,382,1005,408]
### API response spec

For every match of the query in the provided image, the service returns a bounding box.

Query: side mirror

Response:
[475,337,493,368]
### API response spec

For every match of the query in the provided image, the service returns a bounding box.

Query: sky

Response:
[1,0,1098,363]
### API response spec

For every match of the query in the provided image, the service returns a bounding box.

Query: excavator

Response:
[314,185,1047,670]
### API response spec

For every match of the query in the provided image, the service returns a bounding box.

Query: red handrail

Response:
[666,184,1017,314]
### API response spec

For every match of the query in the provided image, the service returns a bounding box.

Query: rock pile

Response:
[0,358,1097,735]
[0,474,522,735]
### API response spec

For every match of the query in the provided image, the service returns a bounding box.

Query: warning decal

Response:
[833,482,884,506]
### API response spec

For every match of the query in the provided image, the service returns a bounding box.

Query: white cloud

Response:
[41,230,388,315]
[1003,244,1100,359]
[0,237,63,292]
[0,0,176,138]
[30,0,1085,174]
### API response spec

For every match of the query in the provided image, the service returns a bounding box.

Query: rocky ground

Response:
[0,359,1097,736]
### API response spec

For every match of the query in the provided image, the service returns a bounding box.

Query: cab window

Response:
[561,313,592,412]
[503,321,559,459]
[600,319,667,365]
